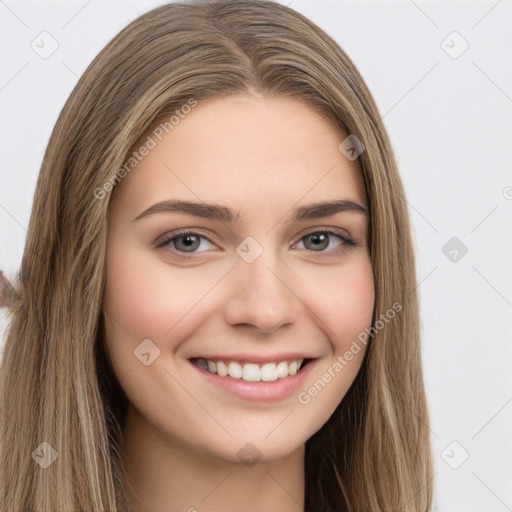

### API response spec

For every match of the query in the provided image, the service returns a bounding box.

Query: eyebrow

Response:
[131,198,368,224]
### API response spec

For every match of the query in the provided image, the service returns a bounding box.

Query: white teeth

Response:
[288,361,298,376]
[194,357,305,382]
[276,361,288,378]
[242,363,261,382]
[260,363,278,381]
[216,360,228,377]
[228,362,243,379]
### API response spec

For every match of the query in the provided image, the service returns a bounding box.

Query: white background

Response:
[1,1,511,510]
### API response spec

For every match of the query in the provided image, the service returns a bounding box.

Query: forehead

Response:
[111,95,366,217]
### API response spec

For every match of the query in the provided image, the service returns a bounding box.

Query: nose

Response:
[223,247,302,334]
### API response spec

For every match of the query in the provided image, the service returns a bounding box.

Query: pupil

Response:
[309,233,328,251]
[176,235,199,251]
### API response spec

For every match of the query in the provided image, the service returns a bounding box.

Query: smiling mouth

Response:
[189,357,313,382]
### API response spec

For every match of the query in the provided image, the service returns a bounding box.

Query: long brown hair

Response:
[0,1,433,510]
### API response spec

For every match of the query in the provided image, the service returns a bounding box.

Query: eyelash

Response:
[154,227,357,260]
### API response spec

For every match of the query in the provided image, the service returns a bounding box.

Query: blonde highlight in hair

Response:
[0,1,433,510]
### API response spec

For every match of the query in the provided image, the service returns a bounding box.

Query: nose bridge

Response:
[224,236,301,332]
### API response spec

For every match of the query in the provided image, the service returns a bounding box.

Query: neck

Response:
[121,406,305,512]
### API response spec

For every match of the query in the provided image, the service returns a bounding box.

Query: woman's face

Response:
[103,95,374,464]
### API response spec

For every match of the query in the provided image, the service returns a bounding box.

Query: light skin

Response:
[103,95,375,512]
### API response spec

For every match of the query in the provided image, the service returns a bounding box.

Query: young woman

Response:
[0,1,434,510]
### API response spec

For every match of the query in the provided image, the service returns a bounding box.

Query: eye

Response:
[154,230,215,257]
[294,229,356,254]
[154,227,357,260]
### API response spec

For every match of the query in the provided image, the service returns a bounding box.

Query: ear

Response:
[0,271,19,308]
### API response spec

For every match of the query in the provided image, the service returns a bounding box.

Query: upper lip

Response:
[188,353,318,364]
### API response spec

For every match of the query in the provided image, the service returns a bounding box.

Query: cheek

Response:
[309,255,375,349]
[102,241,213,344]
[295,257,374,423]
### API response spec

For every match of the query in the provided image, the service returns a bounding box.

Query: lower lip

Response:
[189,359,317,402]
